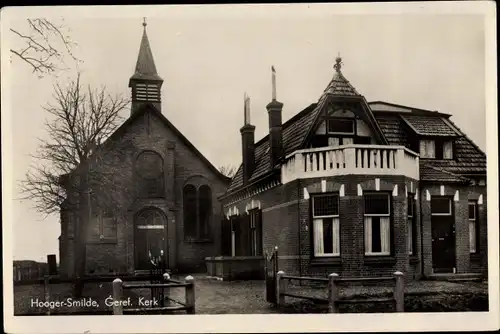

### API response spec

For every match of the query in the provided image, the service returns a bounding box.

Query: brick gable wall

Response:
[59,110,228,276]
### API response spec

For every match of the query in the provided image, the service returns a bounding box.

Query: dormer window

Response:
[327,118,355,135]
[419,139,454,159]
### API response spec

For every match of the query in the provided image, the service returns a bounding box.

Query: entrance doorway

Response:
[134,209,167,270]
[431,197,456,273]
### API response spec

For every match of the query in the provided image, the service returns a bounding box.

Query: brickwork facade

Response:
[222,173,488,280]
[60,108,229,277]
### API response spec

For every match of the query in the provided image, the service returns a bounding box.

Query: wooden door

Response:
[134,209,167,271]
[431,215,456,273]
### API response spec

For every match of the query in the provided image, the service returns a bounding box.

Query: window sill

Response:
[470,253,482,261]
[409,255,419,264]
[184,238,213,244]
[87,239,118,245]
[310,257,341,266]
[363,256,396,265]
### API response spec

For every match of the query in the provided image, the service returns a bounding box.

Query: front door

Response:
[134,209,167,271]
[431,197,456,273]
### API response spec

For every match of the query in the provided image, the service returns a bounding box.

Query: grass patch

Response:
[282,292,489,313]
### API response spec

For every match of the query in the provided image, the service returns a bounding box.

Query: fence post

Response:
[393,271,404,312]
[276,271,286,309]
[163,273,171,306]
[185,275,195,314]
[44,275,50,316]
[112,278,123,315]
[327,273,339,313]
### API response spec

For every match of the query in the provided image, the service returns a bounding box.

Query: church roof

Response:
[130,21,163,82]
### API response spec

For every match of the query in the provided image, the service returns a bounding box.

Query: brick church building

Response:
[215,57,487,280]
[58,22,229,277]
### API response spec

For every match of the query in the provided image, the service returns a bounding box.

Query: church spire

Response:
[129,18,163,115]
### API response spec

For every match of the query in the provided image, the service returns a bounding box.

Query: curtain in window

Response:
[443,141,453,159]
[380,217,390,254]
[419,140,436,158]
[332,217,340,255]
[364,217,372,254]
[408,219,413,254]
[343,137,354,145]
[365,217,390,254]
[469,221,476,253]
[313,219,324,256]
[328,137,340,147]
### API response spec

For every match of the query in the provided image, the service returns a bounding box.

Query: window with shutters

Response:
[364,193,392,256]
[89,208,117,242]
[135,150,164,198]
[312,194,340,257]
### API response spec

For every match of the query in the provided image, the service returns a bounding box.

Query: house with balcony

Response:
[208,57,487,281]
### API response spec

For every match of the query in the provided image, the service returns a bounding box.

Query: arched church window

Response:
[135,150,164,198]
[198,185,212,238]
[183,185,198,239]
[183,183,213,240]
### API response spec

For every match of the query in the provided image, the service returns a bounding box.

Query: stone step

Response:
[426,273,484,282]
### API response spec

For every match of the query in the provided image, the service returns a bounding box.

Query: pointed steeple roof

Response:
[129,19,163,82]
[323,55,360,97]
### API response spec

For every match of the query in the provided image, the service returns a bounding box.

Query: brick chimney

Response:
[240,93,255,185]
[266,66,283,168]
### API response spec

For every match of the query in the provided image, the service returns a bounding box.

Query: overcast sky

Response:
[3,5,490,261]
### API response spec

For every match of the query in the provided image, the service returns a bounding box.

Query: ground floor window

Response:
[312,194,340,257]
[364,193,391,256]
[469,201,478,253]
[230,209,263,257]
[408,194,416,255]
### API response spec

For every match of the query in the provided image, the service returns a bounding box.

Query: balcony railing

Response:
[281,144,419,184]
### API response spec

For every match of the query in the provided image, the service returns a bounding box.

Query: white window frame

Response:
[312,195,340,257]
[249,210,258,256]
[364,193,391,256]
[469,201,477,254]
[408,195,414,255]
[430,197,452,216]
[327,118,355,135]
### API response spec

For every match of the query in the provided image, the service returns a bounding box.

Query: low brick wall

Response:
[205,256,265,280]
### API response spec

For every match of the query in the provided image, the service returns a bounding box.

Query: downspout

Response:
[419,186,425,279]
[297,178,303,281]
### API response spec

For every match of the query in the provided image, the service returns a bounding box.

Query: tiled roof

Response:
[228,103,319,192]
[323,71,360,97]
[401,115,459,137]
[374,112,486,178]
[373,114,408,146]
[130,26,163,82]
[420,164,471,183]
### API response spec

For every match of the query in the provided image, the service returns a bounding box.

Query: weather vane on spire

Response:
[334,53,343,72]
[143,17,147,28]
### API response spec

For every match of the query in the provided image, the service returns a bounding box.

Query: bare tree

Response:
[219,164,237,178]
[10,18,81,77]
[19,73,131,296]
